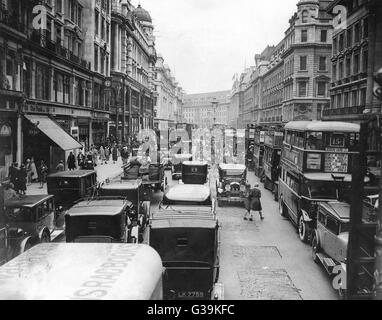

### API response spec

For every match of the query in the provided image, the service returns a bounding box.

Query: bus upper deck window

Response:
[307,132,323,150]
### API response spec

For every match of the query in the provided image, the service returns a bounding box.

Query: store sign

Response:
[307,153,322,170]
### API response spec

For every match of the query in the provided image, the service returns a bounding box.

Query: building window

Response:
[354,53,360,74]
[301,30,308,42]
[333,63,337,81]
[344,92,349,108]
[346,57,351,76]
[298,81,308,97]
[64,75,70,104]
[300,56,307,70]
[317,82,326,97]
[302,10,309,23]
[339,33,344,51]
[360,88,366,106]
[319,56,327,71]
[95,10,99,36]
[333,36,337,53]
[337,94,342,108]
[106,22,110,43]
[78,6,82,28]
[339,61,344,79]
[101,17,105,40]
[362,50,368,73]
[352,90,358,106]
[347,28,352,47]
[363,17,368,38]
[321,30,327,42]
[355,23,360,43]
[94,46,99,71]
[56,0,62,13]
[35,64,50,100]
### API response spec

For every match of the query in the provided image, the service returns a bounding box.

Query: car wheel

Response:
[311,234,320,264]
[40,232,50,243]
[279,198,287,217]
[298,215,309,243]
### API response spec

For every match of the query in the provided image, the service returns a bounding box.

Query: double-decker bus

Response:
[263,128,284,201]
[245,125,256,171]
[278,121,361,243]
[253,128,266,177]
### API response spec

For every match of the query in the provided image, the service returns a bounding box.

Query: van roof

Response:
[101,179,142,190]
[151,212,217,229]
[285,121,360,133]
[0,243,163,300]
[5,195,54,208]
[47,170,96,178]
[164,184,211,202]
[67,199,130,217]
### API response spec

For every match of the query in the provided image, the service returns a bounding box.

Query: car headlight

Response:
[218,188,223,194]
[240,185,246,192]
[225,185,230,191]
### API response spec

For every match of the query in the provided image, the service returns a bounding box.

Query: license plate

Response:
[177,291,205,298]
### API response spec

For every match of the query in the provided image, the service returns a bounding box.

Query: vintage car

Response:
[4,195,61,245]
[171,154,193,180]
[216,163,247,207]
[98,179,151,242]
[47,170,98,209]
[149,184,222,300]
[181,161,209,185]
[0,243,164,300]
[0,225,33,266]
[65,198,134,243]
[123,159,165,193]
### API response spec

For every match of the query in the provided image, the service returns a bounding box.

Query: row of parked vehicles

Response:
[0,158,223,300]
[251,121,380,296]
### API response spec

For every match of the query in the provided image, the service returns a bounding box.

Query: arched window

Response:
[302,10,309,23]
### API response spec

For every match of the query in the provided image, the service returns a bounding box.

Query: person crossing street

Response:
[244,183,264,221]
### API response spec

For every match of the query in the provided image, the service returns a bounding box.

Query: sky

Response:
[132,0,299,94]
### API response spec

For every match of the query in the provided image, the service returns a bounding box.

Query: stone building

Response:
[0,0,112,179]
[153,54,183,130]
[110,0,157,141]
[183,90,231,128]
[324,0,382,122]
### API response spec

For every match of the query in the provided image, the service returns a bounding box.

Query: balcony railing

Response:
[30,31,90,70]
[323,105,365,117]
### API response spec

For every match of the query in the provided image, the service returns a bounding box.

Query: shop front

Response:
[0,117,16,182]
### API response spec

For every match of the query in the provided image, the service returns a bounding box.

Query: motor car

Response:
[216,163,247,207]
[65,198,134,243]
[149,183,222,300]
[47,170,97,210]
[0,225,32,266]
[171,154,193,180]
[98,179,151,242]
[4,195,59,245]
[181,161,209,185]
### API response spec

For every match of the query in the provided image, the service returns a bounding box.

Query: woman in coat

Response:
[67,152,76,171]
[99,146,106,165]
[30,158,38,183]
[244,183,264,221]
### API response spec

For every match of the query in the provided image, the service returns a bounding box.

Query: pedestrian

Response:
[26,159,33,186]
[92,146,98,167]
[105,145,110,163]
[99,146,106,165]
[245,183,264,221]
[39,160,48,189]
[18,164,27,195]
[4,183,19,201]
[112,144,118,164]
[77,150,85,169]
[56,160,65,172]
[30,157,38,183]
[121,146,129,166]
[8,163,18,188]
[67,152,76,171]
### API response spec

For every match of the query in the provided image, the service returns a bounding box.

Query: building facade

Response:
[0,0,112,180]
[183,90,231,128]
[110,0,156,142]
[324,0,382,122]
[153,54,184,131]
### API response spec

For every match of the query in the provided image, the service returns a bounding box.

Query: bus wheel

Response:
[311,234,320,264]
[298,215,309,243]
[279,199,287,217]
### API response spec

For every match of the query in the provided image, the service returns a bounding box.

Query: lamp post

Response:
[373,67,382,300]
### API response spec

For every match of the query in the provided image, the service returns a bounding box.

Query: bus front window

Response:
[307,181,337,200]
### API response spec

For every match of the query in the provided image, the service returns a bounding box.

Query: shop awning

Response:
[24,115,83,151]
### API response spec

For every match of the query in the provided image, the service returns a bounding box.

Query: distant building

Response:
[182,91,231,128]
[324,0,382,122]
[153,55,184,130]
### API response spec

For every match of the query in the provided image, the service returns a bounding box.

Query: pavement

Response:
[26,158,124,196]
